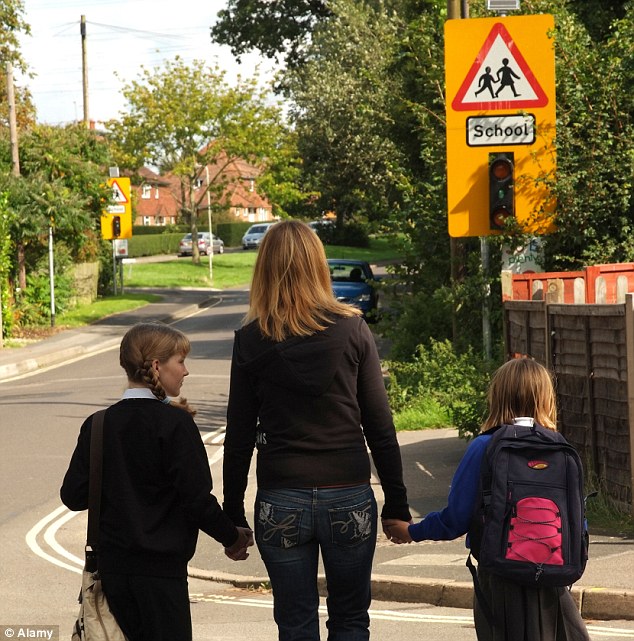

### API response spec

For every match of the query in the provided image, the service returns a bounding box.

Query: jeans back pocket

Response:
[328,499,374,547]
[257,501,302,549]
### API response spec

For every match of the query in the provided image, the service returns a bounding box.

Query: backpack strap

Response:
[466,553,495,629]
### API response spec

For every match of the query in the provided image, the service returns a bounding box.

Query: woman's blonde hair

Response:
[481,357,557,431]
[244,220,361,341]
[119,322,196,415]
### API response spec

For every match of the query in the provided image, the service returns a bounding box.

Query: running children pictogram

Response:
[452,22,548,111]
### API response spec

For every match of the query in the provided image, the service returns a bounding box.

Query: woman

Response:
[61,322,252,641]
[223,220,411,640]
[384,358,590,641]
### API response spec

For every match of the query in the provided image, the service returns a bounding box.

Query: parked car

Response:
[242,222,276,250]
[308,219,335,232]
[328,259,379,321]
[178,232,224,256]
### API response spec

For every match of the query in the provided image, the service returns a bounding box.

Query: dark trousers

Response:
[100,573,192,641]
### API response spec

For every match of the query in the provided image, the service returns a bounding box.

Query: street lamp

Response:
[204,164,213,284]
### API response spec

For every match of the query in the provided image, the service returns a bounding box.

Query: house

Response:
[134,167,180,226]
[131,155,273,227]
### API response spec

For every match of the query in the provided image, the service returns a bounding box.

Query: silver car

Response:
[242,223,276,250]
[178,232,224,256]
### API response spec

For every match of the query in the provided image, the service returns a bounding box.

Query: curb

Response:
[0,337,122,380]
[187,567,634,621]
[0,299,211,382]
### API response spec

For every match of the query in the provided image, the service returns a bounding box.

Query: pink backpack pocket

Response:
[506,497,564,565]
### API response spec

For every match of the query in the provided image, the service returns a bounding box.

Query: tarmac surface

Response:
[1,286,633,622]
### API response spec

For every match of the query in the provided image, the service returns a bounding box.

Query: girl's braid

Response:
[140,359,196,416]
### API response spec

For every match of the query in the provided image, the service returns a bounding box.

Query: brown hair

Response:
[244,220,361,341]
[481,357,557,431]
[119,322,195,415]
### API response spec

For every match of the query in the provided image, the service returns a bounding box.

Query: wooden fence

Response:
[503,295,634,516]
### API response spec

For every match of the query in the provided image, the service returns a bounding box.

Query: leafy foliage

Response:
[108,57,287,262]
[0,0,35,127]
[285,1,408,225]
[211,0,331,67]
[386,339,493,439]
[0,123,112,296]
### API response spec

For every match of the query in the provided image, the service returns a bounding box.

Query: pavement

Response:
[1,287,633,622]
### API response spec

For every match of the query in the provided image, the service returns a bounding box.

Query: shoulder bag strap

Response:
[87,409,107,554]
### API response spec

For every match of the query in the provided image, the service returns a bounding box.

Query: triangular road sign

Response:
[110,178,129,204]
[451,22,548,111]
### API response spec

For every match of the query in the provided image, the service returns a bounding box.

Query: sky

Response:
[17,0,277,126]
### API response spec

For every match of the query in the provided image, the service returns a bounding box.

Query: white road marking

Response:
[416,461,434,478]
[25,505,82,574]
[202,427,225,465]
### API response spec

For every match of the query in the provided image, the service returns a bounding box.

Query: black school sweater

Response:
[61,399,238,577]
[223,315,411,527]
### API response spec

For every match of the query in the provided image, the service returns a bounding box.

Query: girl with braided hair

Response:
[61,322,252,641]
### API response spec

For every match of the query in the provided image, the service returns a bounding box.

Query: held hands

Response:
[382,518,413,545]
[225,526,254,561]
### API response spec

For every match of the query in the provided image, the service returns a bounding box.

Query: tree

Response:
[284,1,408,226]
[510,0,634,269]
[211,0,331,68]
[108,57,286,263]
[0,0,35,128]
[0,123,112,291]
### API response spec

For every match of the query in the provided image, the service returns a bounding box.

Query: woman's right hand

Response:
[225,526,254,560]
[381,518,413,544]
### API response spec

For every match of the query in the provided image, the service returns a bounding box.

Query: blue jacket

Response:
[408,433,492,544]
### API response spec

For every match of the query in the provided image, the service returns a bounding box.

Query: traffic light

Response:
[112,215,121,238]
[489,152,514,230]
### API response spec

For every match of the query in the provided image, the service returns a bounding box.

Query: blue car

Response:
[328,259,379,321]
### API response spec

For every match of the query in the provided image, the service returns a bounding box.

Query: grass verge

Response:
[122,238,401,289]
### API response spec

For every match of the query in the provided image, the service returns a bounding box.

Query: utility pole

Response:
[6,63,20,177]
[81,15,89,127]
[2,63,20,348]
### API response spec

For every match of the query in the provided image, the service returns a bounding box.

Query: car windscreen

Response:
[329,264,366,282]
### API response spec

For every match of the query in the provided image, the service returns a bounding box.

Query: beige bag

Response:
[72,569,127,641]
[71,410,128,641]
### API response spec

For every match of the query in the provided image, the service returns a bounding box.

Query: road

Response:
[1,288,633,640]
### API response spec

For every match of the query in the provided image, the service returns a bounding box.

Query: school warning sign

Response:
[444,14,556,238]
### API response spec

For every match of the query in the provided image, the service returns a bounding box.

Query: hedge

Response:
[125,222,261,257]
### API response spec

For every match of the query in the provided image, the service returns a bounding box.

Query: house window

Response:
[155,186,159,199]
[143,216,151,225]
[249,179,255,192]
[194,178,204,188]
[156,216,164,225]
[142,184,152,199]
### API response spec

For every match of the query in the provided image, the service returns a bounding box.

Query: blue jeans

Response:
[255,484,377,641]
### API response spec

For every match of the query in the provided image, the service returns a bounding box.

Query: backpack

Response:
[467,422,589,589]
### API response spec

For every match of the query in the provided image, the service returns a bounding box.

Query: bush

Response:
[14,243,75,326]
[385,339,495,439]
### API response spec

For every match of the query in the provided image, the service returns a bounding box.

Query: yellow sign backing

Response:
[445,14,556,237]
[101,177,133,240]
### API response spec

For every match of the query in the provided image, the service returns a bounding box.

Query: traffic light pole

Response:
[112,241,118,296]
[447,0,491,360]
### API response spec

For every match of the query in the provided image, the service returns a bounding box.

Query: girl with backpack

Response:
[384,358,590,641]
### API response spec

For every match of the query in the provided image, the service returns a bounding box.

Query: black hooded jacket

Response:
[222,315,411,527]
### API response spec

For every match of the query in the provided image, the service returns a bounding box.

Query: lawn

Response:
[122,237,402,289]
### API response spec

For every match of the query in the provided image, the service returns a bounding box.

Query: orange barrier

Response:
[503,263,634,303]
